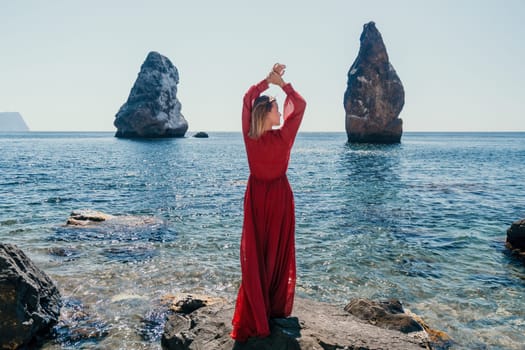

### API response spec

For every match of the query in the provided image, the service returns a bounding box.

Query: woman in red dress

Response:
[231,63,307,341]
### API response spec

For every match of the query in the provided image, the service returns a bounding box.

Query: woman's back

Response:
[244,130,292,181]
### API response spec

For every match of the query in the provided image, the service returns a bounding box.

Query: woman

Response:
[231,63,307,341]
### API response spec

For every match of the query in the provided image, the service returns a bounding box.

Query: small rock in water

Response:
[56,209,175,244]
[66,210,114,226]
[48,247,73,257]
[65,209,163,228]
[344,298,423,333]
[404,309,454,349]
[193,131,209,138]
[52,298,110,346]
[47,246,82,261]
[162,293,224,314]
[139,309,170,342]
[506,219,525,257]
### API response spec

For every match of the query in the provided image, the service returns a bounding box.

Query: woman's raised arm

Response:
[280,83,307,145]
[242,79,269,136]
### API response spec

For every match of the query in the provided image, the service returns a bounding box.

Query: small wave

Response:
[45,197,77,204]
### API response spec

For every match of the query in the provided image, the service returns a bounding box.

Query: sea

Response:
[0,131,524,349]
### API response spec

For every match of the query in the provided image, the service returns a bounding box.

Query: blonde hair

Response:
[248,95,275,139]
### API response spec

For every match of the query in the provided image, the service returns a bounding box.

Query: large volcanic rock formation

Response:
[114,51,188,138]
[344,22,404,143]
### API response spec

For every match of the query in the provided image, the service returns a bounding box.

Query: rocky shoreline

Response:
[160,294,449,350]
[1,241,449,350]
[3,212,525,349]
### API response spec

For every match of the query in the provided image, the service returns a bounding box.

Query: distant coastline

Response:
[0,112,29,132]
[1,131,523,135]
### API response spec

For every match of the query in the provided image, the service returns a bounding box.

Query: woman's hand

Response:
[273,63,286,76]
[267,71,285,87]
[267,63,286,87]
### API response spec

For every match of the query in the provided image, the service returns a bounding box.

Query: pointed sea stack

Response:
[114,51,188,138]
[344,22,404,143]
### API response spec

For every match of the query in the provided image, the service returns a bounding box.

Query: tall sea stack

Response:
[114,51,188,138]
[344,22,404,143]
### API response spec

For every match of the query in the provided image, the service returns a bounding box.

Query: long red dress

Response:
[231,79,307,341]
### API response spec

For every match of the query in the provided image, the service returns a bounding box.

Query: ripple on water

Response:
[0,219,18,226]
[52,298,110,348]
[102,244,159,263]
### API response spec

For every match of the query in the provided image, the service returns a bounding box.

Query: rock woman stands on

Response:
[231,63,307,341]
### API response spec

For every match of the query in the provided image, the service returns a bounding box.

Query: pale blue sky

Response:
[1,0,524,132]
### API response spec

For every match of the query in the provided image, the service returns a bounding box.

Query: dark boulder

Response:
[506,219,525,257]
[0,244,62,349]
[344,21,405,143]
[114,51,188,138]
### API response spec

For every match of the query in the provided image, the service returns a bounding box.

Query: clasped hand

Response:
[267,63,286,87]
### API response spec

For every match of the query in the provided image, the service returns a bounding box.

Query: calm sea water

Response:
[1,132,524,349]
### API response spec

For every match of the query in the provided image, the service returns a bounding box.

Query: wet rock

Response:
[52,298,109,346]
[405,309,454,349]
[114,51,188,138]
[345,298,453,349]
[344,21,404,143]
[65,210,162,228]
[66,209,115,226]
[140,309,170,342]
[48,247,77,257]
[193,131,209,138]
[47,246,82,261]
[344,298,423,333]
[0,244,62,349]
[506,219,525,254]
[163,294,224,314]
[161,295,432,350]
[57,210,174,244]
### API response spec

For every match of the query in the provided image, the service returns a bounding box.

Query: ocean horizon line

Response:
[1,130,524,134]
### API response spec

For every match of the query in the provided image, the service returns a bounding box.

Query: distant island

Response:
[0,112,29,132]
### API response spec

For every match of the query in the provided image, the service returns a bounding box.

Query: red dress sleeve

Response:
[279,83,307,145]
[242,79,269,137]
